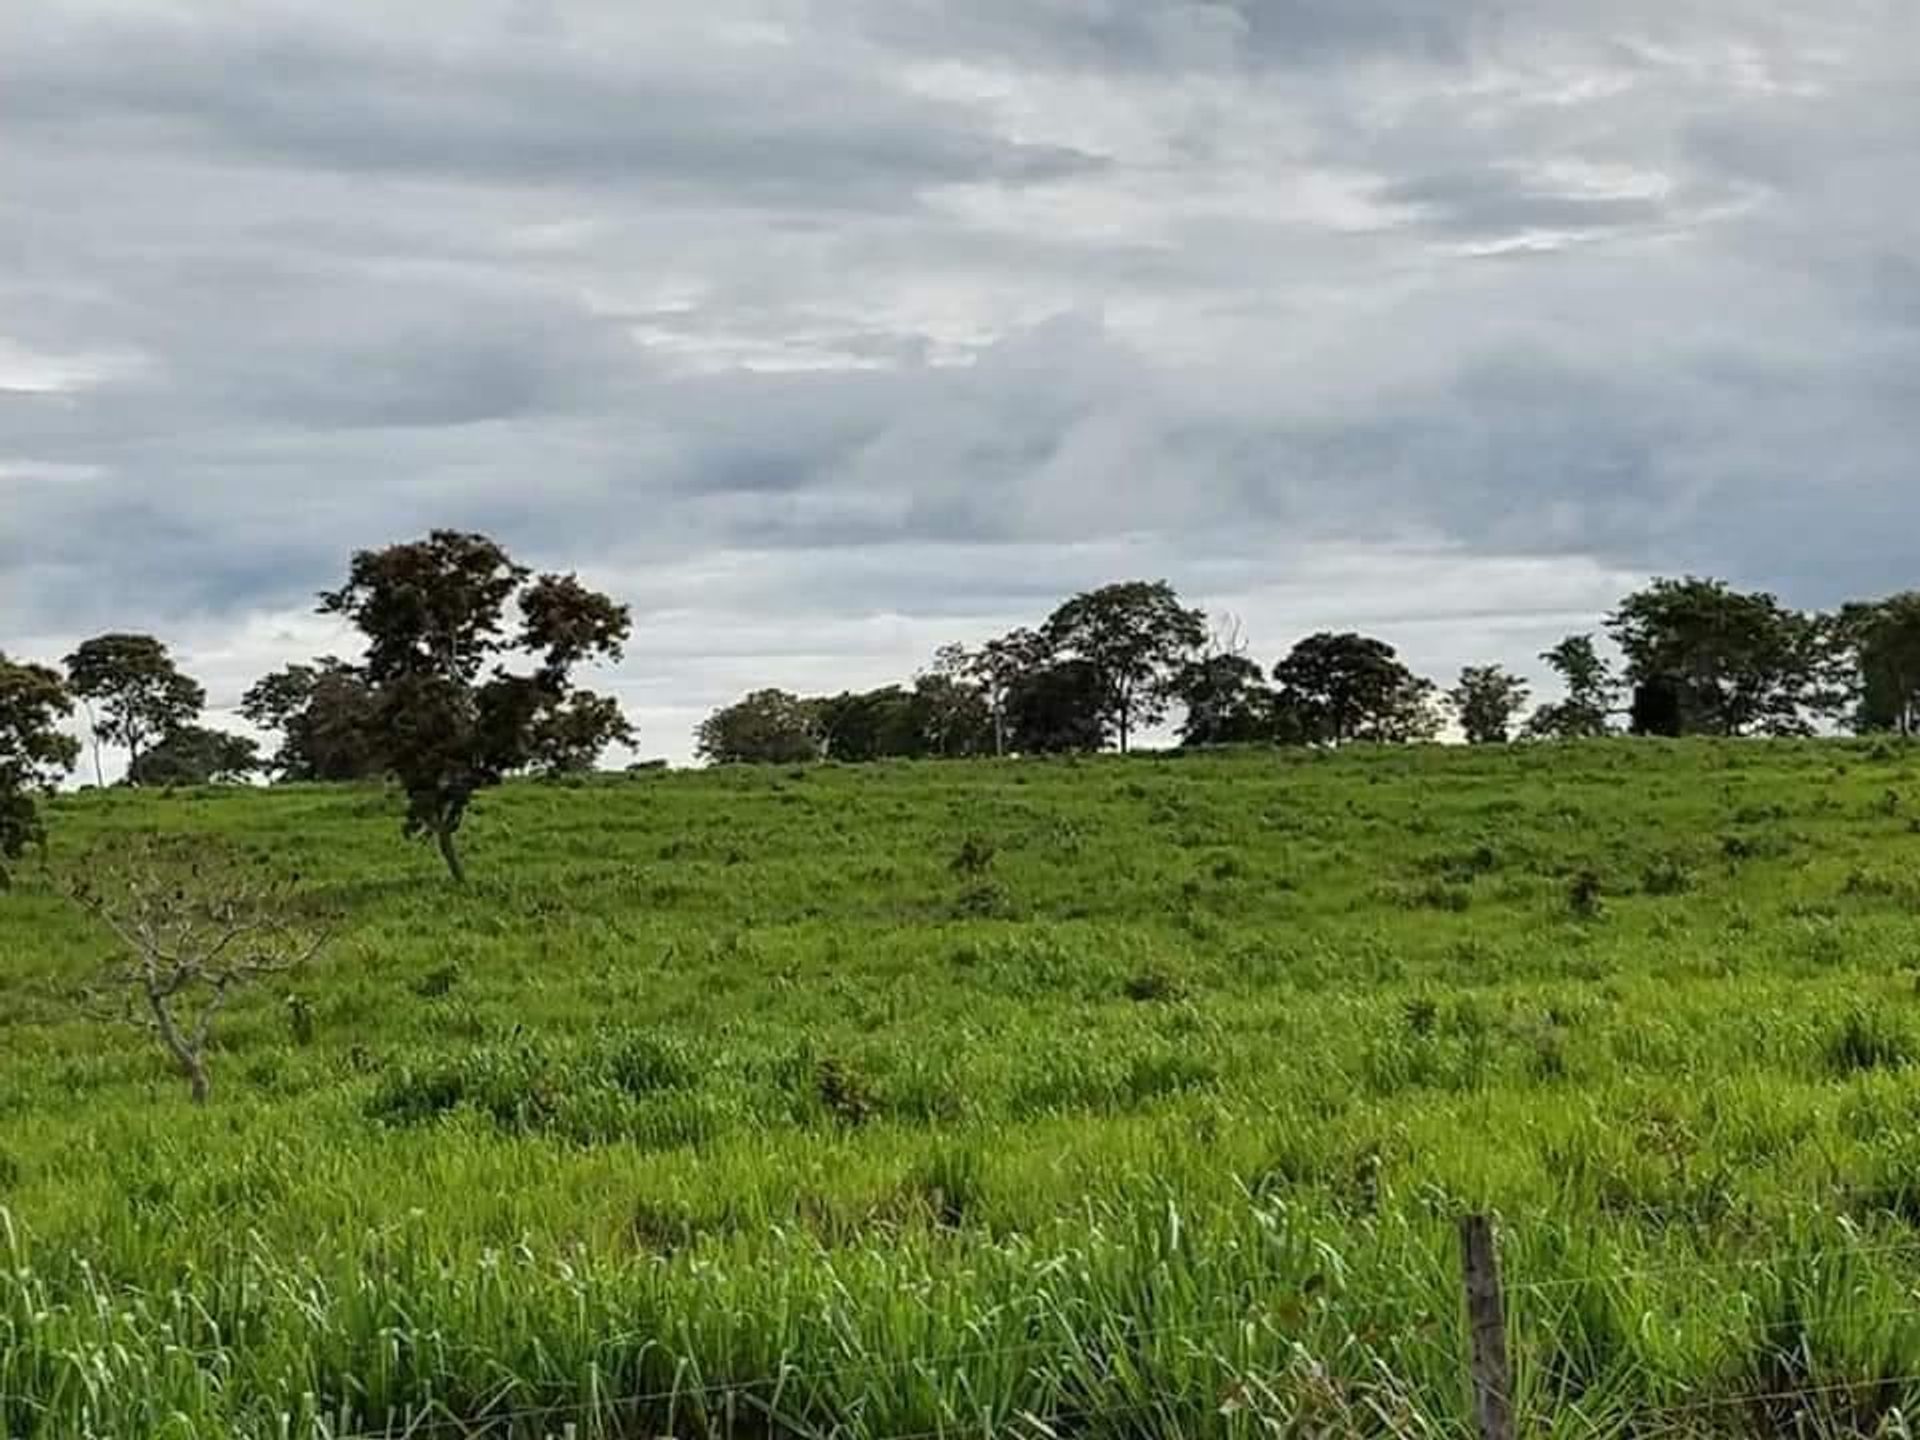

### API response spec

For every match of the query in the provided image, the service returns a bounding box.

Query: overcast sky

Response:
[3,0,1915,764]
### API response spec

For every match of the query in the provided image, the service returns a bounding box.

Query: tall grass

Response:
[3,739,1920,1435]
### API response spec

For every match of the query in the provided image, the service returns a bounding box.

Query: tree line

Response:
[6,542,1920,887]
[695,577,1920,762]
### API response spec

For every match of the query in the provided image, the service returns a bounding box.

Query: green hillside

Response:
[6,740,1920,1437]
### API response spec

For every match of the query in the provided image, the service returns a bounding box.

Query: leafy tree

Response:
[937,628,1050,757]
[912,671,994,758]
[1043,582,1206,752]
[1606,578,1826,736]
[696,689,824,765]
[63,634,205,782]
[816,687,929,763]
[1173,652,1275,746]
[1449,666,1531,745]
[1272,633,1439,744]
[241,659,385,782]
[1005,658,1109,754]
[1837,594,1920,736]
[126,725,262,787]
[1525,635,1618,740]
[1,654,80,887]
[320,532,631,881]
[526,689,634,775]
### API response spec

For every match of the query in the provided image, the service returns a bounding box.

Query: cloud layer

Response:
[3,0,1914,760]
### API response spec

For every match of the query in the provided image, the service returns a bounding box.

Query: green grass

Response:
[6,739,1920,1437]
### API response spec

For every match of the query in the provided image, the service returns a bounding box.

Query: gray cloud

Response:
[1,0,1915,761]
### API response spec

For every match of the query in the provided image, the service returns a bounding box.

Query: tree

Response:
[320,532,631,881]
[1004,658,1109,754]
[1,655,80,888]
[1173,653,1275,746]
[1272,633,1439,744]
[815,687,928,763]
[71,837,331,1104]
[1043,582,1206,752]
[696,689,824,765]
[526,689,635,775]
[241,659,385,782]
[1838,594,1920,736]
[63,634,205,782]
[1525,635,1618,740]
[126,725,262,787]
[912,671,994,758]
[1449,665,1531,745]
[1606,578,1826,736]
[938,628,1050,757]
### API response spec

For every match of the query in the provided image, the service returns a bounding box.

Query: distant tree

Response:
[1524,635,1618,740]
[1607,577,1826,736]
[241,659,385,782]
[816,687,928,763]
[1043,582,1206,752]
[696,688,824,765]
[320,532,632,881]
[71,837,332,1104]
[1,655,80,887]
[1005,658,1109,754]
[1173,653,1276,746]
[63,634,205,783]
[126,725,262,787]
[938,628,1050,757]
[1837,593,1920,736]
[526,689,634,775]
[1450,665,1531,745]
[912,670,995,758]
[1272,633,1439,744]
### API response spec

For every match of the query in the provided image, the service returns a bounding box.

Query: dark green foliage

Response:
[126,724,261,787]
[1272,632,1440,744]
[1608,577,1830,736]
[0,654,80,886]
[63,633,205,781]
[696,688,823,764]
[240,659,384,782]
[1043,580,1206,752]
[1173,651,1276,746]
[1005,657,1109,753]
[1526,634,1618,739]
[1449,665,1530,744]
[320,531,631,879]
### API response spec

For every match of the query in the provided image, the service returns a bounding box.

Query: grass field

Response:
[7,740,1920,1438]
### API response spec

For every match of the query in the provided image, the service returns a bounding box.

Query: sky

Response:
[2,0,1916,765]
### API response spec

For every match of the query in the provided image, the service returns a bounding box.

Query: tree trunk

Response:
[82,701,105,788]
[437,825,467,884]
[148,990,210,1104]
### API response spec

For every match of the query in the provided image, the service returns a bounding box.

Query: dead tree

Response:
[71,838,332,1104]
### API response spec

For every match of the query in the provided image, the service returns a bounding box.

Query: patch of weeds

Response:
[412,963,462,999]
[950,835,996,877]
[285,993,316,1045]
[604,1031,699,1096]
[1123,964,1187,1003]
[816,1056,878,1127]
[1641,856,1694,896]
[1825,1009,1914,1076]
[1567,870,1605,921]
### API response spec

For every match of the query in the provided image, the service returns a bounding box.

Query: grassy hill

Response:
[6,740,1920,1437]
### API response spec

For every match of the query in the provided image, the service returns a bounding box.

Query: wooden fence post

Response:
[1460,1213,1515,1440]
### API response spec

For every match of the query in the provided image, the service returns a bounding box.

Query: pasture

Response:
[5,740,1920,1437]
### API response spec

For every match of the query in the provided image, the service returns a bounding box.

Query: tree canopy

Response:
[1043,582,1205,753]
[63,634,205,782]
[1272,633,1439,744]
[320,531,632,880]
[0,655,80,887]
